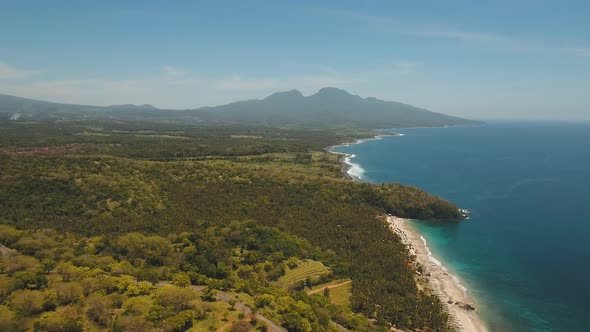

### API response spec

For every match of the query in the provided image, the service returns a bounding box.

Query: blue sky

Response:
[1,0,589,120]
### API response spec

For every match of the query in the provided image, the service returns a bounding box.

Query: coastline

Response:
[327,133,404,180]
[328,132,488,332]
[388,216,488,332]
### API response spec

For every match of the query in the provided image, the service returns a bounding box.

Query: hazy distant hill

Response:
[0,94,192,122]
[196,87,478,128]
[108,104,159,109]
[0,88,479,128]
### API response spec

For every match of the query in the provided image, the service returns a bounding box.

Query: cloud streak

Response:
[410,26,506,43]
[0,62,42,79]
[163,66,189,79]
[323,10,509,44]
[322,9,590,57]
[0,65,367,109]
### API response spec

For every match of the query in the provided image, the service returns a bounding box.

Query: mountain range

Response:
[0,88,479,128]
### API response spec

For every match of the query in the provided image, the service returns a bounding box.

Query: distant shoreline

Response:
[327,133,403,180]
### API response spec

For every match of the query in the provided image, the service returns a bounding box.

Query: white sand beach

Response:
[387,216,488,332]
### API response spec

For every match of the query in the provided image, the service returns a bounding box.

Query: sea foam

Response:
[421,237,466,296]
[344,154,366,180]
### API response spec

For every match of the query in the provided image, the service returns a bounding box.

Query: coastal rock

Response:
[454,301,476,310]
[464,303,476,311]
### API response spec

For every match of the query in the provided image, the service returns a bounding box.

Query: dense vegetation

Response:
[0,223,376,331]
[0,120,361,160]
[0,119,462,331]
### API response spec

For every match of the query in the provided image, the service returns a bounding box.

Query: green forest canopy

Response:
[0,119,462,331]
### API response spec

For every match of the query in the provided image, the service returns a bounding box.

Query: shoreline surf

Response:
[328,133,488,331]
[388,216,487,332]
[327,133,402,180]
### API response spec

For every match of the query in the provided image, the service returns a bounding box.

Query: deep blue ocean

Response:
[333,121,590,332]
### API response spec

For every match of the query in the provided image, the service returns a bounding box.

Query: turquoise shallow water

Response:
[333,121,590,331]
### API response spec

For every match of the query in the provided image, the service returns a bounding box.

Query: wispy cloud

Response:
[215,76,278,91]
[0,63,366,108]
[163,65,188,79]
[215,74,362,93]
[386,60,422,73]
[410,26,506,43]
[319,9,587,55]
[0,62,42,79]
[321,10,508,44]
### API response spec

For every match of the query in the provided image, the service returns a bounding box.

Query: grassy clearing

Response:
[75,131,112,136]
[327,281,352,307]
[230,134,263,139]
[134,134,191,140]
[275,259,331,288]
[231,292,255,308]
[308,279,352,307]
[75,131,192,140]
[111,130,185,134]
[188,300,236,331]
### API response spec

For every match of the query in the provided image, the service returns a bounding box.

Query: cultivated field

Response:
[275,259,331,288]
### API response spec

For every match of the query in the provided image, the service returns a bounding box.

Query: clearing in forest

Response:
[308,279,352,307]
[275,259,331,288]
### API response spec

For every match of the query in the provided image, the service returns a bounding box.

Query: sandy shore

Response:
[387,216,488,332]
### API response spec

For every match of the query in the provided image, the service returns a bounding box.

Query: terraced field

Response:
[275,259,331,288]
